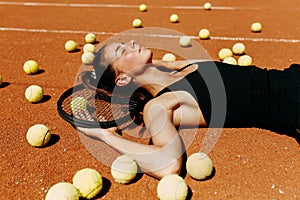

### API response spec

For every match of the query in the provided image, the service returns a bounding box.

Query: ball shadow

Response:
[179,151,188,178]
[32,69,45,75]
[188,167,216,182]
[130,167,144,184]
[47,134,60,147]
[181,44,192,48]
[186,186,193,200]
[89,177,111,199]
[36,134,60,148]
[92,41,100,45]
[0,82,10,88]
[32,95,51,104]
[69,48,81,53]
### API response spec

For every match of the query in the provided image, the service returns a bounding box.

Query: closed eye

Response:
[115,43,125,57]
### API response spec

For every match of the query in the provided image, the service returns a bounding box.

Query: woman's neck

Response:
[132,65,185,97]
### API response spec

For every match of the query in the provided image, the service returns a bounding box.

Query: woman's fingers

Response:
[99,115,107,122]
[76,126,119,140]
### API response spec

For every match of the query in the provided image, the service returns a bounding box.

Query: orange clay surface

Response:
[0,0,300,199]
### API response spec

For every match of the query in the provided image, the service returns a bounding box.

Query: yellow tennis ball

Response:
[203,2,212,10]
[25,85,44,103]
[45,182,80,200]
[251,22,262,32]
[83,43,95,53]
[65,40,78,52]
[139,4,147,12]
[23,60,39,75]
[111,154,138,184]
[162,53,176,62]
[198,28,210,40]
[81,52,95,65]
[179,36,191,47]
[72,168,103,199]
[218,48,233,60]
[0,75,2,87]
[157,174,188,200]
[26,124,51,147]
[70,97,88,112]
[223,57,237,65]
[238,55,253,66]
[186,152,214,180]
[170,14,179,23]
[232,42,246,55]
[132,18,142,28]
[85,33,96,43]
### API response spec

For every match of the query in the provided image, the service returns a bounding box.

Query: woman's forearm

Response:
[78,127,183,179]
[102,131,183,178]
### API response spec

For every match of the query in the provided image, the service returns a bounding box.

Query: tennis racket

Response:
[57,71,151,129]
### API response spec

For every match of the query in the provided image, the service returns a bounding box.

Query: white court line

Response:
[0,27,299,44]
[0,1,260,10]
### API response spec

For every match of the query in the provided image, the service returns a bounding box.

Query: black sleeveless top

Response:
[156,61,300,130]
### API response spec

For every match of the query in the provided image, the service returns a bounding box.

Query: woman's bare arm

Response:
[77,91,205,179]
[78,126,182,179]
[77,94,186,179]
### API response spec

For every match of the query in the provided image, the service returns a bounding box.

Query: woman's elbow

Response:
[154,158,182,179]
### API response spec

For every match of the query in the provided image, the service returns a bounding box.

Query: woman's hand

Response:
[72,106,120,141]
[77,126,119,141]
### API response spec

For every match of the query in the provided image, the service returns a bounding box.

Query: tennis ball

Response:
[85,33,96,43]
[25,85,44,103]
[0,75,2,87]
[139,4,147,12]
[162,53,176,62]
[111,154,138,184]
[170,14,179,23]
[70,97,88,112]
[72,168,103,199]
[218,48,233,60]
[65,40,78,52]
[232,42,246,55]
[198,28,210,40]
[81,52,95,65]
[132,18,142,28]
[45,182,80,200]
[157,174,188,200]
[23,60,39,75]
[238,55,253,66]
[251,22,262,32]
[186,152,214,180]
[83,43,95,53]
[203,2,212,10]
[26,124,51,147]
[179,36,191,47]
[223,57,237,65]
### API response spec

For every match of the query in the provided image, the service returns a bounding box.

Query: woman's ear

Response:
[115,74,132,86]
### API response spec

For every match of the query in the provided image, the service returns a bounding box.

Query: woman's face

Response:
[104,40,153,76]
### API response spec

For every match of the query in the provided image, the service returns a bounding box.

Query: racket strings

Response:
[58,82,146,129]
[94,91,140,109]
[70,88,133,123]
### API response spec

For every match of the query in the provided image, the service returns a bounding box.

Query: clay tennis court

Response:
[1,0,299,199]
